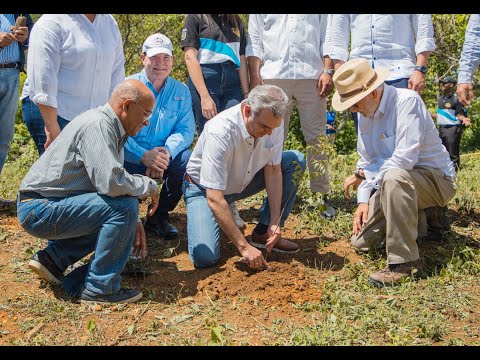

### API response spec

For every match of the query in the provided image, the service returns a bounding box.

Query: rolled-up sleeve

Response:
[458,14,480,84]
[78,122,157,198]
[27,20,61,108]
[323,14,350,62]
[246,14,264,58]
[412,14,436,55]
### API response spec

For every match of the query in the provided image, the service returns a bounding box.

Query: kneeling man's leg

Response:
[183,181,221,268]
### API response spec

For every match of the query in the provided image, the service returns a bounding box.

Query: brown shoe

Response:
[425,206,451,232]
[250,230,299,253]
[368,260,422,288]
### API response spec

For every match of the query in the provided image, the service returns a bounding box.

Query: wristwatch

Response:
[323,68,335,76]
[354,169,366,180]
[414,65,428,74]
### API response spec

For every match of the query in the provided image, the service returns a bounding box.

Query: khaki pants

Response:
[351,166,457,264]
[264,79,328,193]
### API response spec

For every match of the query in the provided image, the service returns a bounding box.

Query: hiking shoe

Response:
[368,260,422,288]
[145,219,178,240]
[250,230,299,253]
[229,202,245,228]
[80,287,143,304]
[320,195,336,220]
[28,250,64,286]
[425,206,451,232]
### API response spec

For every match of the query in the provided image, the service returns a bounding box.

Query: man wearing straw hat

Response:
[333,58,457,287]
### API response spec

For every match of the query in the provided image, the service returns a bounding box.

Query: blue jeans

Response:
[124,148,191,223]
[188,61,243,135]
[17,192,139,294]
[0,68,20,174]
[183,150,306,268]
[352,77,409,133]
[21,96,69,156]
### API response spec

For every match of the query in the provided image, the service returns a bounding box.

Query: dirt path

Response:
[0,202,363,345]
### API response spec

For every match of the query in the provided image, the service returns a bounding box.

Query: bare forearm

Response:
[333,59,345,71]
[37,104,58,129]
[184,49,210,98]
[416,51,431,66]
[206,191,249,253]
[239,55,249,96]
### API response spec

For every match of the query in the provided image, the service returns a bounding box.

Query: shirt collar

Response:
[140,69,170,96]
[373,84,391,120]
[238,102,255,143]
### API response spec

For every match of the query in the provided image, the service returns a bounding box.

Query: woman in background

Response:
[182,14,249,228]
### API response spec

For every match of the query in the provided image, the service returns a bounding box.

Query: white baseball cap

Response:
[142,33,173,57]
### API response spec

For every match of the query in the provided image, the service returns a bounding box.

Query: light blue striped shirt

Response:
[124,70,194,164]
[0,14,20,64]
[458,14,480,84]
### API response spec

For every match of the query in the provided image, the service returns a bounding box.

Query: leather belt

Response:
[0,62,20,69]
[185,173,197,184]
[18,191,44,202]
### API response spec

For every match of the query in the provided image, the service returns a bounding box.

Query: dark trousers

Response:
[188,61,243,135]
[352,77,409,133]
[21,96,69,156]
[124,148,191,222]
[439,125,463,171]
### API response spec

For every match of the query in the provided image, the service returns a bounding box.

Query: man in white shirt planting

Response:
[183,84,306,270]
[336,59,456,287]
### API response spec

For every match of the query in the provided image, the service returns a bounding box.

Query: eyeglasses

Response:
[131,101,153,121]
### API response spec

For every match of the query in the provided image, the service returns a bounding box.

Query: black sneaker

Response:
[144,219,178,240]
[28,250,64,286]
[79,287,143,304]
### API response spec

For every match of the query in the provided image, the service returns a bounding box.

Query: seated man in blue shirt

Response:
[124,33,195,240]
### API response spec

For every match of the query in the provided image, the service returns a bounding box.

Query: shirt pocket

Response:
[379,134,395,158]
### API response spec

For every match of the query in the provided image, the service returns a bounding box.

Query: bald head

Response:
[110,79,155,136]
[111,79,154,105]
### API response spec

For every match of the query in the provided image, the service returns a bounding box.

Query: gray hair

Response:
[246,84,289,118]
[111,81,142,103]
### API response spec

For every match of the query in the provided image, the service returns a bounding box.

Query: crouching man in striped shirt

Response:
[17,79,159,304]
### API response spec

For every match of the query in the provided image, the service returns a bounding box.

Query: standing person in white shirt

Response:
[183,85,306,269]
[325,14,436,132]
[336,59,456,288]
[246,14,336,220]
[457,14,480,106]
[23,14,125,154]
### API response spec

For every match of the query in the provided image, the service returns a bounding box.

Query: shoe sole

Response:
[80,292,143,304]
[368,271,422,288]
[28,259,62,286]
[144,224,178,241]
[249,241,299,254]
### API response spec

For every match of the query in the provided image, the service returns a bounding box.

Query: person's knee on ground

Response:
[190,244,220,268]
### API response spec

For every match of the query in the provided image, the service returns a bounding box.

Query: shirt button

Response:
[373,41,375,44]
[372,25,374,28]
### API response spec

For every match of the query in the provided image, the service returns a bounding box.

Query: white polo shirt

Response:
[186,103,284,195]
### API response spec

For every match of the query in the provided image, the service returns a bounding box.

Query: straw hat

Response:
[332,58,390,111]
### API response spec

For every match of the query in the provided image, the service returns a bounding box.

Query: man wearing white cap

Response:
[333,58,457,287]
[124,33,195,241]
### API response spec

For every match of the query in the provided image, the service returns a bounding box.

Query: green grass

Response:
[1,126,479,346]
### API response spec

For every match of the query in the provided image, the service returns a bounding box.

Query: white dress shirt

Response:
[246,14,328,80]
[27,14,125,121]
[324,14,436,81]
[458,14,480,84]
[186,103,284,195]
[356,84,455,204]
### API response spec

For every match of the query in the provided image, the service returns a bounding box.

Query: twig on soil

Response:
[109,301,151,346]
[26,321,44,340]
